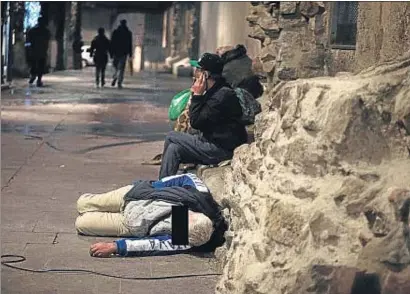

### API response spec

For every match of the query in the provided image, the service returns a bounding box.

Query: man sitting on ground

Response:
[158,53,247,179]
[75,173,227,257]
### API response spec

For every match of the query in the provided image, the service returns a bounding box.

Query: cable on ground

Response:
[1,254,221,280]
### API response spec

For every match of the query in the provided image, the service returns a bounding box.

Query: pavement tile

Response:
[1,231,56,244]
[1,168,17,188]
[1,267,121,294]
[1,186,55,209]
[1,208,42,232]
[23,240,153,279]
[150,254,217,277]
[119,277,217,294]
[33,211,78,233]
[1,243,27,255]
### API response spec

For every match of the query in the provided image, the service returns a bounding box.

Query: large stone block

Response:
[280,2,298,15]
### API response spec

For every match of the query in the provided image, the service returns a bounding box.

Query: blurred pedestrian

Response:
[110,20,133,89]
[25,17,50,87]
[90,27,110,88]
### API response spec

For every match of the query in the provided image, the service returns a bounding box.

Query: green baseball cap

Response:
[189,60,201,68]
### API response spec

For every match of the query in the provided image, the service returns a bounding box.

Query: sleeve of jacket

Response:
[151,174,210,193]
[115,235,191,257]
[25,28,33,46]
[189,88,236,130]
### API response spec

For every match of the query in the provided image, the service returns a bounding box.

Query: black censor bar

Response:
[172,205,189,245]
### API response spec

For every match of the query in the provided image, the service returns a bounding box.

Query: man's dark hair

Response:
[237,75,264,99]
[120,19,127,26]
[98,27,105,35]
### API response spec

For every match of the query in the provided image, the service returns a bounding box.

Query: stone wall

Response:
[355,2,410,71]
[247,1,410,88]
[202,3,410,293]
[247,2,330,87]
[210,52,410,294]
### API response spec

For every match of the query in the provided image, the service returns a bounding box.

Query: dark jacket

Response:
[123,179,228,253]
[26,25,51,59]
[221,45,254,88]
[110,25,133,58]
[90,35,110,64]
[189,79,247,151]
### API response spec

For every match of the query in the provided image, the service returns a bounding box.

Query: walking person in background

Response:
[25,17,51,87]
[110,20,133,89]
[90,28,110,88]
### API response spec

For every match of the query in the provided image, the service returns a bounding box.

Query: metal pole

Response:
[6,1,13,83]
[1,2,6,84]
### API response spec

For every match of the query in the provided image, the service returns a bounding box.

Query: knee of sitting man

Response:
[167,143,182,157]
[165,132,174,143]
[165,130,181,142]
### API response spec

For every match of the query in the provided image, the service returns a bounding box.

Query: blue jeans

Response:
[112,55,127,86]
[159,131,233,179]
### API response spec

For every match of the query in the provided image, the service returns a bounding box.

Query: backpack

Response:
[234,88,262,126]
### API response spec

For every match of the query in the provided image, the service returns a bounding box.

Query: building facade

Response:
[246,1,410,87]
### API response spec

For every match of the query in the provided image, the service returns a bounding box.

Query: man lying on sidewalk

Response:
[75,173,227,257]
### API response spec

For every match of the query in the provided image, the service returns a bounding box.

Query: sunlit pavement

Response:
[1,68,218,293]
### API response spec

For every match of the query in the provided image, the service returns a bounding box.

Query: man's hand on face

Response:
[89,242,117,258]
[191,73,207,96]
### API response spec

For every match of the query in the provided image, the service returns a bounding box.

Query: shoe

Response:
[118,84,123,89]
[141,153,163,165]
[95,84,100,89]
[29,77,35,85]
[101,82,105,88]
[111,79,117,87]
[36,81,43,87]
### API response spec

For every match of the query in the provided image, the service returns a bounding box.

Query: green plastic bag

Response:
[168,89,191,121]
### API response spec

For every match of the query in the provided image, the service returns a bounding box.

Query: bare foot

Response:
[89,242,117,258]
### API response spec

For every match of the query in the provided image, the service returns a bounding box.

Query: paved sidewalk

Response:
[1,68,218,293]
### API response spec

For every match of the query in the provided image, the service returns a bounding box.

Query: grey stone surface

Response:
[1,68,217,293]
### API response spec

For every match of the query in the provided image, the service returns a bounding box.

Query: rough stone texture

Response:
[210,54,410,294]
[246,2,410,84]
[290,264,410,294]
[356,2,410,71]
[246,2,329,87]
[328,49,356,75]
